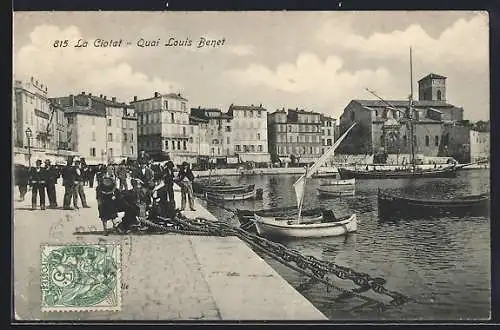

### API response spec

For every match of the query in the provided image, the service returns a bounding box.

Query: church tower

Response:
[418,73,447,101]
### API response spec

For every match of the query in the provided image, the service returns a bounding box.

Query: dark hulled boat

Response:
[338,165,458,180]
[377,189,490,219]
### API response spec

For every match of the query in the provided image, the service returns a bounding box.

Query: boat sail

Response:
[254,123,358,238]
[337,48,458,180]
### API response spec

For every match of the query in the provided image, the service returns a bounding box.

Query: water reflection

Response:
[204,169,490,320]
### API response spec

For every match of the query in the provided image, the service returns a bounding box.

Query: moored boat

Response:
[338,165,457,180]
[319,178,356,186]
[254,213,357,238]
[195,189,257,201]
[193,182,255,194]
[316,187,356,198]
[377,189,490,219]
[237,206,325,231]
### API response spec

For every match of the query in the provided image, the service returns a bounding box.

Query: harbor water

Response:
[204,169,491,320]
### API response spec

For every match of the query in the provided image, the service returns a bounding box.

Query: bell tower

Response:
[418,73,447,101]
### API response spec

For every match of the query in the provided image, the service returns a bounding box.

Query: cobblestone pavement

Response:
[13,180,327,321]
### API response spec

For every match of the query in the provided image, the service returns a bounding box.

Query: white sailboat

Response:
[254,123,358,238]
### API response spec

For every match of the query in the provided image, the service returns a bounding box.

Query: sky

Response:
[13,11,489,122]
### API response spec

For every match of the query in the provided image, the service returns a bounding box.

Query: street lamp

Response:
[25,127,32,168]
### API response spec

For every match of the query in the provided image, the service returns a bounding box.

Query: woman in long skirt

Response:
[96,174,119,235]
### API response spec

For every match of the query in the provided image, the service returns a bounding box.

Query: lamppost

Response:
[25,127,32,168]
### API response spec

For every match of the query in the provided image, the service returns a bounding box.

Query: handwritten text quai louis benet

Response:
[52,37,227,49]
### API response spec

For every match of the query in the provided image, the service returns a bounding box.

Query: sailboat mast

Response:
[409,47,415,168]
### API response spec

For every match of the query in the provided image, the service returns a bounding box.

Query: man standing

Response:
[176,162,195,211]
[74,158,90,208]
[62,157,76,210]
[29,159,46,210]
[117,160,129,191]
[134,161,155,192]
[44,159,59,208]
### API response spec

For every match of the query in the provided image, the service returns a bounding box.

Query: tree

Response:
[472,120,490,132]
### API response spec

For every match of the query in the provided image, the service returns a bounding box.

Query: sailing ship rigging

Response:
[337,47,458,180]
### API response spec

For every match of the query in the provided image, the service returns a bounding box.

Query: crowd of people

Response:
[14,151,197,235]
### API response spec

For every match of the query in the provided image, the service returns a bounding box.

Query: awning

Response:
[227,157,239,164]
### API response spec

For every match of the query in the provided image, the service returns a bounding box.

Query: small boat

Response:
[337,165,457,180]
[253,122,358,239]
[377,189,490,219]
[254,213,357,238]
[237,206,325,231]
[196,189,257,201]
[193,182,255,193]
[319,178,356,186]
[312,171,340,179]
[317,187,355,198]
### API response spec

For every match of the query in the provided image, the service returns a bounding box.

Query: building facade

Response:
[321,115,336,154]
[53,93,137,164]
[338,72,467,162]
[132,92,195,164]
[268,108,322,165]
[190,107,235,166]
[228,104,270,163]
[469,130,489,162]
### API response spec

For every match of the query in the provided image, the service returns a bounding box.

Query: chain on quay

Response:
[75,207,416,312]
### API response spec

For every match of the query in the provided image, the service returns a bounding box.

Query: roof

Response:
[353,99,455,108]
[130,92,188,103]
[418,73,447,82]
[229,104,265,111]
[189,114,209,123]
[89,95,133,108]
[64,106,105,117]
[320,114,336,121]
[190,107,232,120]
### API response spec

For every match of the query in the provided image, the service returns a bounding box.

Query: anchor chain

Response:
[146,212,410,310]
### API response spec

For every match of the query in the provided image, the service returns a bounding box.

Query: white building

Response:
[228,104,270,163]
[320,114,336,155]
[132,92,196,165]
[470,129,489,162]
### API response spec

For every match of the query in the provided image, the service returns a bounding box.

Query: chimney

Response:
[112,97,116,102]
[133,96,138,102]
[100,94,103,98]
[70,94,75,107]
[154,92,160,97]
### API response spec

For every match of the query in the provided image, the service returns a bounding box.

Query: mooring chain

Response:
[152,212,410,309]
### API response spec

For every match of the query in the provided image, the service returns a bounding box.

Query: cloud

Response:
[224,52,392,117]
[317,13,488,66]
[13,25,181,101]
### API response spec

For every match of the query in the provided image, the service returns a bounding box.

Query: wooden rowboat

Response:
[196,189,257,201]
[237,206,324,231]
[319,178,356,186]
[316,187,356,198]
[377,189,490,219]
[254,213,357,238]
[193,182,255,194]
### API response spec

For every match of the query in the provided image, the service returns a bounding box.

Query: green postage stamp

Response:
[40,243,121,312]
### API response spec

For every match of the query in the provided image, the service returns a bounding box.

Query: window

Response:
[131,146,134,155]
[172,141,175,150]
[211,148,215,155]
[90,147,96,157]
[309,147,313,154]
[435,136,439,147]
[108,118,112,126]
[437,90,442,101]
[322,139,325,145]
[257,110,262,117]
[183,141,187,150]
[403,135,407,147]
[108,133,113,141]
[327,129,331,136]
[123,133,128,142]
[288,125,292,132]
[257,133,260,140]
[258,145,263,152]
[235,145,241,152]
[181,102,186,111]
[425,135,430,147]
[171,113,174,122]
[92,132,96,141]
[165,140,169,149]
[250,145,255,152]
[227,137,230,144]
[177,141,181,150]
[164,101,168,109]
[131,134,134,142]
[109,148,113,157]
[226,126,231,132]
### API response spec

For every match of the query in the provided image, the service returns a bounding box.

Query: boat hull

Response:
[319,178,355,186]
[338,166,457,180]
[254,214,357,238]
[196,189,256,201]
[377,191,490,219]
[237,207,324,231]
[317,188,355,198]
[193,182,255,194]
